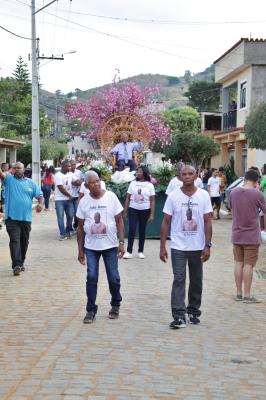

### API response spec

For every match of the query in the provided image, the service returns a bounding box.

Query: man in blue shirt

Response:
[0,162,44,276]
[110,132,143,171]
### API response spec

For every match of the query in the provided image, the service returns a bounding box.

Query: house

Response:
[0,137,25,164]
[212,38,266,176]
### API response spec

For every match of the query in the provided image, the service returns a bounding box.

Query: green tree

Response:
[17,139,68,166]
[12,56,31,97]
[245,102,266,149]
[184,80,221,112]
[164,131,220,167]
[163,107,201,133]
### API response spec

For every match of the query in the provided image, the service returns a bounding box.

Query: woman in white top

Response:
[123,166,155,259]
[79,168,106,201]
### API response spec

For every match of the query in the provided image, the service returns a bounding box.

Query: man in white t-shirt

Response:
[70,160,82,231]
[54,160,75,240]
[160,165,213,329]
[208,169,221,219]
[76,171,125,324]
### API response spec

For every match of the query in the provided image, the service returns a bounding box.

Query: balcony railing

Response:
[223,110,237,131]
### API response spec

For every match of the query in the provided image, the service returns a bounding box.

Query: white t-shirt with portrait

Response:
[127,180,155,210]
[163,188,213,251]
[54,171,74,201]
[76,190,123,251]
[80,180,106,196]
[208,176,221,197]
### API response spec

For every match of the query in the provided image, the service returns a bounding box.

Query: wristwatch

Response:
[205,242,212,248]
[119,241,125,245]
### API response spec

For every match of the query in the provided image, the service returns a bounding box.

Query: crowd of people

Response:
[1,156,266,329]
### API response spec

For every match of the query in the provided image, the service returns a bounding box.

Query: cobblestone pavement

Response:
[0,209,266,399]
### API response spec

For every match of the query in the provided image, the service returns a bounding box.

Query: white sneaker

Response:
[123,252,133,259]
[138,252,145,259]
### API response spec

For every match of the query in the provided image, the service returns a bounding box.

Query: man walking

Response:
[54,160,75,240]
[208,168,221,219]
[76,171,125,324]
[0,162,43,276]
[160,165,213,329]
[229,169,266,303]
[70,160,82,231]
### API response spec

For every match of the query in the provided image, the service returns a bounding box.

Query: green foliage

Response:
[163,107,201,133]
[224,162,238,185]
[245,102,266,149]
[17,139,68,166]
[184,80,221,112]
[150,161,176,186]
[164,131,220,167]
[106,182,129,202]
[12,56,31,97]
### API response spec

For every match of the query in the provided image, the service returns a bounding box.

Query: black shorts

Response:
[211,196,221,207]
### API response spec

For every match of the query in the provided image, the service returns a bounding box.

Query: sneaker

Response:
[233,294,243,301]
[243,296,262,304]
[83,313,96,324]
[138,252,145,259]
[20,265,25,272]
[59,235,67,241]
[187,314,200,324]
[109,307,120,319]
[13,265,21,276]
[123,252,133,259]
[169,318,186,329]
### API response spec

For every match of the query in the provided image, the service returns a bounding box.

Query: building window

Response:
[240,81,247,109]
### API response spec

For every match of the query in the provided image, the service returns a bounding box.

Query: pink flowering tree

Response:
[65,81,170,150]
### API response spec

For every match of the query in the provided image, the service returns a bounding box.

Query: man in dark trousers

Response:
[160,165,213,329]
[0,162,43,276]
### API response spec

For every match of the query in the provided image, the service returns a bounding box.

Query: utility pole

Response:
[31,0,66,185]
[31,0,40,185]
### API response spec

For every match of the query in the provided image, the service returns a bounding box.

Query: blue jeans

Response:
[55,200,74,236]
[117,159,136,171]
[43,184,52,209]
[84,247,122,315]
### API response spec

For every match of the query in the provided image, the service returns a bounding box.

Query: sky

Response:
[0,0,266,93]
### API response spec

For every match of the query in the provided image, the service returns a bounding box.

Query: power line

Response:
[0,24,32,40]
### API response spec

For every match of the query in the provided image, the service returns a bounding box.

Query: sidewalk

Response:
[0,210,265,399]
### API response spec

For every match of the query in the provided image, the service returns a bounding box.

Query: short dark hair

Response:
[136,165,151,182]
[218,166,224,172]
[245,169,259,182]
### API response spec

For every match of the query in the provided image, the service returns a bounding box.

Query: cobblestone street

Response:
[0,209,266,399]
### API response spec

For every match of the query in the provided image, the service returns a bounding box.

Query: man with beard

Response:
[0,162,43,276]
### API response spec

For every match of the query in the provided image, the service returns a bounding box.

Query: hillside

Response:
[40,65,215,117]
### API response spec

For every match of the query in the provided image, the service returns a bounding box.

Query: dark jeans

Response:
[43,184,52,209]
[117,159,136,171]
[55,200,74,236]
[171,249,203,319]
[127,207,150,253]
[72,197,79,230]
[84,247,122,315]
[5,218,31,269]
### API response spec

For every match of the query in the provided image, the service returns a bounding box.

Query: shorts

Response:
[233,244,259,265]
[211,196,221,207]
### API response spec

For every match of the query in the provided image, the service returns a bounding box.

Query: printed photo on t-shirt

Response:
[134,188,145,202]
[181,199,199,235]
[90,206,107,237]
